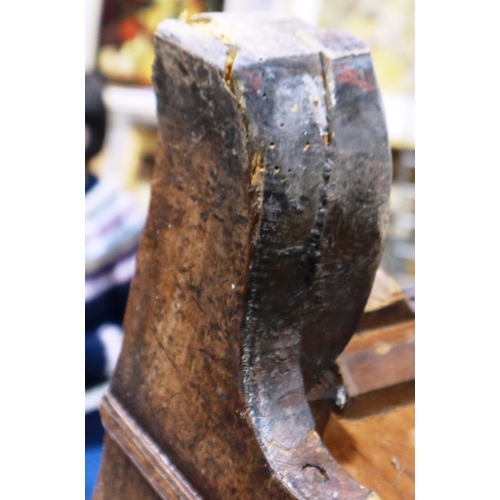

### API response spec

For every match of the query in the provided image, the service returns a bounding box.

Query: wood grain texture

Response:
[337,320,415,397]
[99,393,202,499]
[95,12,391,500]
[93,436,161,500]
[324,399,415,500]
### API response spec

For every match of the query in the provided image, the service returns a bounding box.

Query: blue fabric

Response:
[85,173,98,194]
[86,410,104,499]
[85,281,131,331]
[85,445,102,500]
[85,330,107,388]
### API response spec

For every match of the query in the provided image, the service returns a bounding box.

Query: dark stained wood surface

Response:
[95,12,391,500]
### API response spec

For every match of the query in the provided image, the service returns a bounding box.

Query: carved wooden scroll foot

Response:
[94,12,391,500]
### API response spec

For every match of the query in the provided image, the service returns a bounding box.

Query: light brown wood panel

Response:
[323,400,415,500]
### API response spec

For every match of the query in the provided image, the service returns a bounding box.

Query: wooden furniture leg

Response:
[94,12,391,500]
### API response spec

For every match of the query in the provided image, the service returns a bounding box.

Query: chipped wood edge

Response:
[99,392,202,500]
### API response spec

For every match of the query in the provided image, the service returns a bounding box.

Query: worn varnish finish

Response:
[94,13,391,500]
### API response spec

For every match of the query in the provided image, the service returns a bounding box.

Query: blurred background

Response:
[85,0,415,288]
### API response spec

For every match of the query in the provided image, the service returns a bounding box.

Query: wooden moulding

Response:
[98,394,201,499]
[338,319,415,398]
[95,12,391,500]
[337,269,415,398]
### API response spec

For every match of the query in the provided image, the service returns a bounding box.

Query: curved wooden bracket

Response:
[95,12,391,500]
